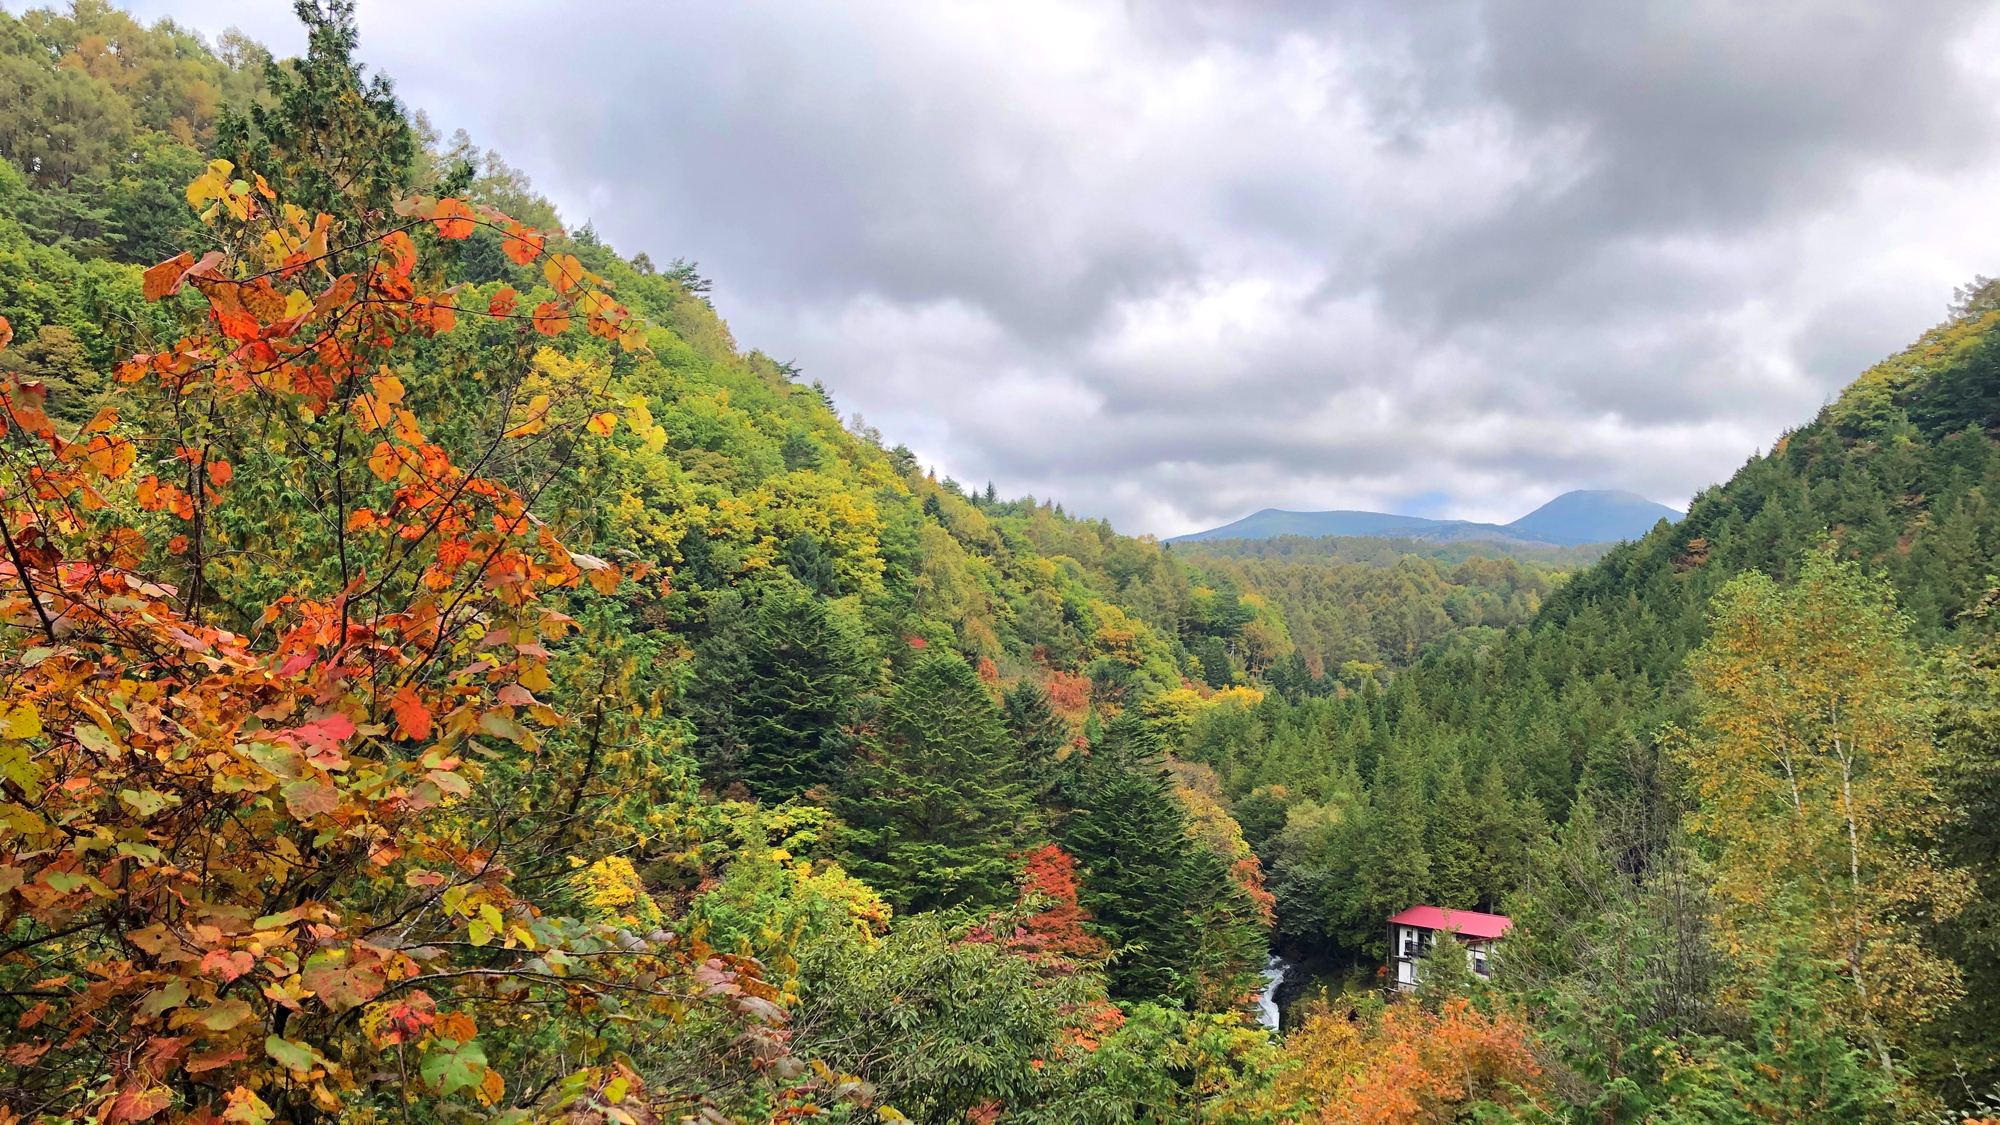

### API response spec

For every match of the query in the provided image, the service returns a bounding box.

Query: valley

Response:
[0,4,1996,1125]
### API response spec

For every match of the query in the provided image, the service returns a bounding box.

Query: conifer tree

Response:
[686,575,868,800]
[1003,679,1071,800]
[1056,718,1266,1007]
[840,653,1032,912]
[1362,742,1431,951]
[1427,763,1482,910]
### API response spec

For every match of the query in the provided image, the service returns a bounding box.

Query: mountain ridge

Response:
[1170,488,1681,547]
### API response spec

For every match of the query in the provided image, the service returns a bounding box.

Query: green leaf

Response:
[264,1035,318,1074]
[138,978,189,1017]
[420,1038,488,1096]
[74,723,119,755]
[118,789,178,817]
[200,998,256,1030]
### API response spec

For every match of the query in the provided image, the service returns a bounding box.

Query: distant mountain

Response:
[1170,489,1681,548]
[1505,490,1682,546]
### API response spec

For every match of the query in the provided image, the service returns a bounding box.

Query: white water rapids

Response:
[1256,955,1287,1030]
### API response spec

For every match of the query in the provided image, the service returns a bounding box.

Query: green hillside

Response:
[1,3,1997,1124]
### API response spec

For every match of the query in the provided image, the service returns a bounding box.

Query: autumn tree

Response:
[0,11,869,1122]
[1683,548,1969,1072]
[1274,994,1547,1125]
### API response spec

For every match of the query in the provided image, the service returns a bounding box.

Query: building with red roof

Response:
[1387,905,1513,990]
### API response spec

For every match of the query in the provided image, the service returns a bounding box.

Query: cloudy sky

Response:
[120,0,2000,536]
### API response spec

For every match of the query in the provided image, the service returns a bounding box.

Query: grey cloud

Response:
[126,0,2000,535]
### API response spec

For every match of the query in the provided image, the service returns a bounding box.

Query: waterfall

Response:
[1256,955,1287,1030]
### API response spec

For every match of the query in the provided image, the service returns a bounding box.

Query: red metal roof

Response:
[1388,905,1513,941]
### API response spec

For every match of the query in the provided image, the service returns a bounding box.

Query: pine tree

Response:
[1361,742,1430,954]
[840,653,1032,913]
[1426,764,1481,910]
[686,576,868,800]
[1002,680,1070,800]
[1055,717,1266,1007]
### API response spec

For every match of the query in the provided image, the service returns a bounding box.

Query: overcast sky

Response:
[116,0,2000,536]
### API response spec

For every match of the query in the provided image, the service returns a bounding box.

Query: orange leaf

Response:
[282,777,339,820]
[585,412,617,436]
[18,1000,47,1029]
[531,303,570,336]
[207,461,232,487]
[501,224,543,266]
[347,508,378,532]
[432,197,475,239]
[488,287,518,317]
[587,563,622,595]
[0,315,11,352]
[142,252,195,302]
[390,684,432,741]
[437,1011,479,1042]
[85,434,136,480]
[107,1085,172,1124]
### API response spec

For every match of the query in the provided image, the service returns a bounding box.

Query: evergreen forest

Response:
[1,4,1998,1124]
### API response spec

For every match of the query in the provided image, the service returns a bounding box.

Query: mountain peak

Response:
[1504,490,1681,546]
[1172,489,1681,547]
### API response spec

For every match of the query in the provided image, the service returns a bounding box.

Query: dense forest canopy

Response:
[0,4,1997,1125]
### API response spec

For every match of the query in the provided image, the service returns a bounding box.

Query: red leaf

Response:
[390,684,432,742]
[282,777,339,821]
[200,950,255,983]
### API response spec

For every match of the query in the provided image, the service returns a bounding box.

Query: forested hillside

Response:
[1,3,1998,1124]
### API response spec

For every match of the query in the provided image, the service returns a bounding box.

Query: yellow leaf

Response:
[393,409,425,445]
[185,159,234,206]
[351,393,387,432]
[2,703,38,739]
[586,412,617,436]
[642,425,667,454]
[367,441,404,483]
[505,394,550,439]
[370,373,405,406]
